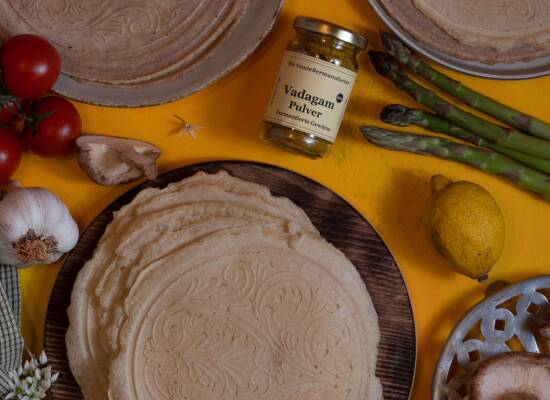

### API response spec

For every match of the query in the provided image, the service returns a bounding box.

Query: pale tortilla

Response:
[109,228,381,400]
[380,0,550,64]
[66,171,382,400]
[66,171,318,399]
[0,0,248,85]
[413,0,550,53]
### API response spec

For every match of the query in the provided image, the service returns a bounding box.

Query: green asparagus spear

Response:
[381,32,550,141]
[360,126,550,202]
[381,104,550,175]
[369,51,550,159]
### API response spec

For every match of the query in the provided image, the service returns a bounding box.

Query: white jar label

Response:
[263,50,358,143]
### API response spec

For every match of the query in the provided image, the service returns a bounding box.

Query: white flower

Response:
[5,350,59,400]
[38,352,47,366]
[172,114,204,140]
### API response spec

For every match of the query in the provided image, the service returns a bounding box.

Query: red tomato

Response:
[1,34,61,98]
[0,127,22,184]
[0,99,20,124]
[23,97,81,158]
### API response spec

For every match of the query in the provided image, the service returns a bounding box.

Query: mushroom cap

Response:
[469,352,550,400]
[75,135,161,186]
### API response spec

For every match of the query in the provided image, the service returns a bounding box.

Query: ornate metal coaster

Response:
[433,276,550,400]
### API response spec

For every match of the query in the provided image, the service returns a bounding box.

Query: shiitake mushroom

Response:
[75,135,161,186]
[469,352,550,400]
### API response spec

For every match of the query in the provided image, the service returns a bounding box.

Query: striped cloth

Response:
[0,266,23,396]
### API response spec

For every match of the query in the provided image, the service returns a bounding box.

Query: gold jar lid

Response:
[293,16,368,49]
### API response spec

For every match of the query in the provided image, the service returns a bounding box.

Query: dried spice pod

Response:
[75,135,161,186]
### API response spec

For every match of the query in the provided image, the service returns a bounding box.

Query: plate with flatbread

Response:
[0,1,282,106]
[369,0,550,79]
[44,161,416,400]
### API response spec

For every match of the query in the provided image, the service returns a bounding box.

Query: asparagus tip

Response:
[380,31,412,62]
[368,51,400,78]
[379,30,393,53]
[380,104,414,127]
[360,126,392,141]
[360,126,416,152]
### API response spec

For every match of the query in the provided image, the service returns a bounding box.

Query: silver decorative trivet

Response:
[432,276,550,400]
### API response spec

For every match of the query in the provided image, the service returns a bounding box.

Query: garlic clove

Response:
[0,184,79,267]
[75,135,161,186]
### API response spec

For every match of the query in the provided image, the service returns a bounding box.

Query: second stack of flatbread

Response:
[66,171,383,400]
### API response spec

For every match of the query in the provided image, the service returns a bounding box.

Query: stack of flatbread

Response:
[66,171,382,400]
[380,0,550,64]
[0,0,248,85]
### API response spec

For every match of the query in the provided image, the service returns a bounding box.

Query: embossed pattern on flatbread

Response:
[110,229,381,400]
[67,172,383,400]
[0,0,248,84]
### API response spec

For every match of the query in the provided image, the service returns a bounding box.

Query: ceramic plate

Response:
[368,0,550,80]
[47,1,283,107]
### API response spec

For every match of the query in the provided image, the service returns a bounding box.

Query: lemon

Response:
[429,175,505,281]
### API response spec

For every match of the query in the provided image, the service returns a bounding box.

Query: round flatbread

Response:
[380,0,550,64]
[109,228,381,400]
[66,171,381,400]
[0,0,248,84]
[66,171,318,400]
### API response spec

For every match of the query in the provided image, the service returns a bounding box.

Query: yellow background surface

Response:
[17,0,550,398]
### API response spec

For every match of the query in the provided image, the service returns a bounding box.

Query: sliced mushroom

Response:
[469,352,550,400]
[76,135,161,186]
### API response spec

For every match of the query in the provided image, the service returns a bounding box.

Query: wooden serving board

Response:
[44,161,416,400]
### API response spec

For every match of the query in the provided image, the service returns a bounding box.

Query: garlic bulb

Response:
[0,183,79,267]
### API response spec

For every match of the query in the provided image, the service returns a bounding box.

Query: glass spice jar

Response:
[261,16,367,158]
